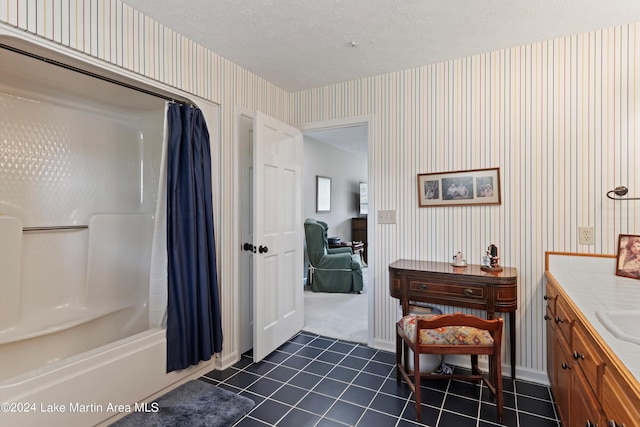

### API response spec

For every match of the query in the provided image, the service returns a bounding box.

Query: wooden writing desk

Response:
[389,259,518,379]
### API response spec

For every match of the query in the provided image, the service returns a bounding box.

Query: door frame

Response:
[297,115,375,348]
[234,106,255,365]
[233,109,375,362]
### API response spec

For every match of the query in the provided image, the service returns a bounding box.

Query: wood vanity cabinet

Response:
[545,277,640,427]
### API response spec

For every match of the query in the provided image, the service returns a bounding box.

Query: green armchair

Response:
[304,218,364,293]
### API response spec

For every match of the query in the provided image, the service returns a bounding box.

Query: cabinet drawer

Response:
[544,282,558,315]
[572,323,603,396]
[555,298,573,343]
[408,280,485,301]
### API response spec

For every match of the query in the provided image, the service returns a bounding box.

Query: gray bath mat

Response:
[110,379,254,427]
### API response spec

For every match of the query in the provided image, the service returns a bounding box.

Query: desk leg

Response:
[510,312,516,380]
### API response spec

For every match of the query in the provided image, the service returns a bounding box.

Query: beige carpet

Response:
[303,268,368,344]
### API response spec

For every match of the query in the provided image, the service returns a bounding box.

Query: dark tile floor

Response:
[203,331,560,427]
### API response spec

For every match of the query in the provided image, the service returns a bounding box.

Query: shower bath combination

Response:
[0,34,217,427]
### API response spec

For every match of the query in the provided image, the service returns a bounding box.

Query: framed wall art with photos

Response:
[417,167,501,207]
[616,234,640,280]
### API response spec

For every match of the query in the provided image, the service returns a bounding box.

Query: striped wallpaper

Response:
[292,25,639,376]
[1,0,638,379]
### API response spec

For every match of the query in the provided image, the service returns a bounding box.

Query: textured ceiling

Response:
[122,0,640,92]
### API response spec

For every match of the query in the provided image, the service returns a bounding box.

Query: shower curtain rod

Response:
[0,43,189,105]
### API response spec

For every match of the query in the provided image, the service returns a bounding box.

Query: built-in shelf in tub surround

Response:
[547,253,640,382]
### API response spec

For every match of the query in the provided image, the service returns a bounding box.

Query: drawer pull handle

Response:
[561,362,571,370]
[608,421,623,427]
[544,314,551,321]
[463,288,474,296]
[555,317,564,324]
[543,295,549,300]
[573,351,585,360]
[419,284,427,290]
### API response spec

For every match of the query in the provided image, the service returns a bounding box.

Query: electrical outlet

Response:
[378,210,396,224]
[579,226,595,245]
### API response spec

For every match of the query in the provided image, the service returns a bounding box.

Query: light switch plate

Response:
[378,210,396,224]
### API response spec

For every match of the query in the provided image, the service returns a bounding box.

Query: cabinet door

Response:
[554,332,572,427]
[602,369,640,427]
[545,306,555,390]
[572,323,603,397]
[572,368,605,427]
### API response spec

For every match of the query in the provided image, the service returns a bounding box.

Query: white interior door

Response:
[252,111,304,362]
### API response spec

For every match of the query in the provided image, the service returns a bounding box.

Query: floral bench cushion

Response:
[398,314,494,346]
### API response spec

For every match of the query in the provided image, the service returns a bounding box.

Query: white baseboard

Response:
[215,350,241,371]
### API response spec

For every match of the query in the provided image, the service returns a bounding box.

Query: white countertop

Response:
[547,253,640,382]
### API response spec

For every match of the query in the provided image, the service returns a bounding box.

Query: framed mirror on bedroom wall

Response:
[359,182,368,216]
[316,175,331,212]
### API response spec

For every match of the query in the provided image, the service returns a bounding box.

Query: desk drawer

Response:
[408,280,485,301]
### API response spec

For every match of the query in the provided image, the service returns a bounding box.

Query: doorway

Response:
[299,117,372,346]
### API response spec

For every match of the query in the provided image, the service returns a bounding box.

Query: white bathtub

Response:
[0,327,215,427]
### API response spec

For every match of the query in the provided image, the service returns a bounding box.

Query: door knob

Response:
[243,243,256,253]
[259,245,269,254]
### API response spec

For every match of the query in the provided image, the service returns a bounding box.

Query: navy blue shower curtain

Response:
[166,103,223,372]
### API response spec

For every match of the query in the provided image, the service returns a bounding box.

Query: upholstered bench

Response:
[396,312,504,422]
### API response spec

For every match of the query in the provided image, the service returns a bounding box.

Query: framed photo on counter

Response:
[616,234,640,280]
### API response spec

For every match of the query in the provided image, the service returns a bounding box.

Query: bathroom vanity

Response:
[545,252,640,427]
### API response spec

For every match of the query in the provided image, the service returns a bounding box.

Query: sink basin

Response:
[596,310,640,345]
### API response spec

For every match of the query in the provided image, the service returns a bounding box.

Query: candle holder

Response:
[481,244,503,272]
